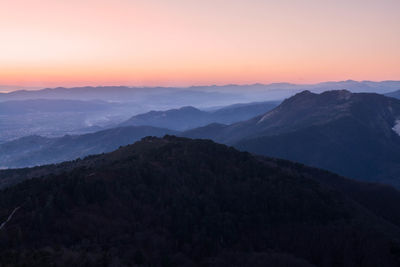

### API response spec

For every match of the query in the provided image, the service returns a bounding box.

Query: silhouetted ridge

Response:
[1,136,400,265]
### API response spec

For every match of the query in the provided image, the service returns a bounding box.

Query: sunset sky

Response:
[0,0,399,89]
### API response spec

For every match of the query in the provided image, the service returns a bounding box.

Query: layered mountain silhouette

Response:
[3,90,400,188]
[2,81,400,102]
[119,101,278,130]
[184,90,400,187]
[0,101,277,168]
[120,106,210,130]
[0,126,176,168]
[1,136,400,266]
[386,89,400,99]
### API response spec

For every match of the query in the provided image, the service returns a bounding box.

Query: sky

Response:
[0,0,399,89]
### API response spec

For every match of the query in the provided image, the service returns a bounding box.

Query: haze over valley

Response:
[2,80,400,142]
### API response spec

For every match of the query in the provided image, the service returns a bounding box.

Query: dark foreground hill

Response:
[184,90,400,187]
[1,136,400,266]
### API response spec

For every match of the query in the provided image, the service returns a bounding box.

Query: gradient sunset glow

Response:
[0,0,399,89]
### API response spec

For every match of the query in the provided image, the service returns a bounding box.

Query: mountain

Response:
[210,100,280,123]
[0,86,170,101]
[0,86,244,109]
[5,90,400,186]
[386,89,400,99]
[306,80,400,93]
[120,106,210,130]
[0,126,176,168]
[0,101,278,168]
[119,101,279,131]
[1,95,272,143]
[184,90,400,187]
[1,136,400,266]
[132,80,400,97]
[2,80,399,103]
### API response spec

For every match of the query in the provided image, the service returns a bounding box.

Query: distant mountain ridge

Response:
[0,97,278,143]
[386,89,400,99]
[120,106,209,130]
[0,86,244,110]
[0,126,176,168]
[119,101,279,130]
[1,80,399,102]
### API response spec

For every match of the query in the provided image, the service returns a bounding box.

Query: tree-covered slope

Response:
[0,136,400,266]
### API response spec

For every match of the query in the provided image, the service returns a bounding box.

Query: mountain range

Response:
[0,100,278,168]
[0,86,245,109]
[2,80,400,103]
[3,89,400,189]
[0,98,278,143]
[1,136,400,266]
[183,90,400,187]
[119,101,279,130]
[0,126,176,168]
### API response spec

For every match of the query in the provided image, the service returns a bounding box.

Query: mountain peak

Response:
[320,89,352,99]
[290,89,352,101]
[280,90,354,109]
[177,106,201,112]
[295,90,314,96]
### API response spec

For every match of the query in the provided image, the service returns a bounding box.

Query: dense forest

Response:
[0,136,400,266]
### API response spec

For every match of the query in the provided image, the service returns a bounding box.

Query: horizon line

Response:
[1,79,400,94]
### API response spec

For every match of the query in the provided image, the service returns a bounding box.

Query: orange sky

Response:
[0,0,399,88]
